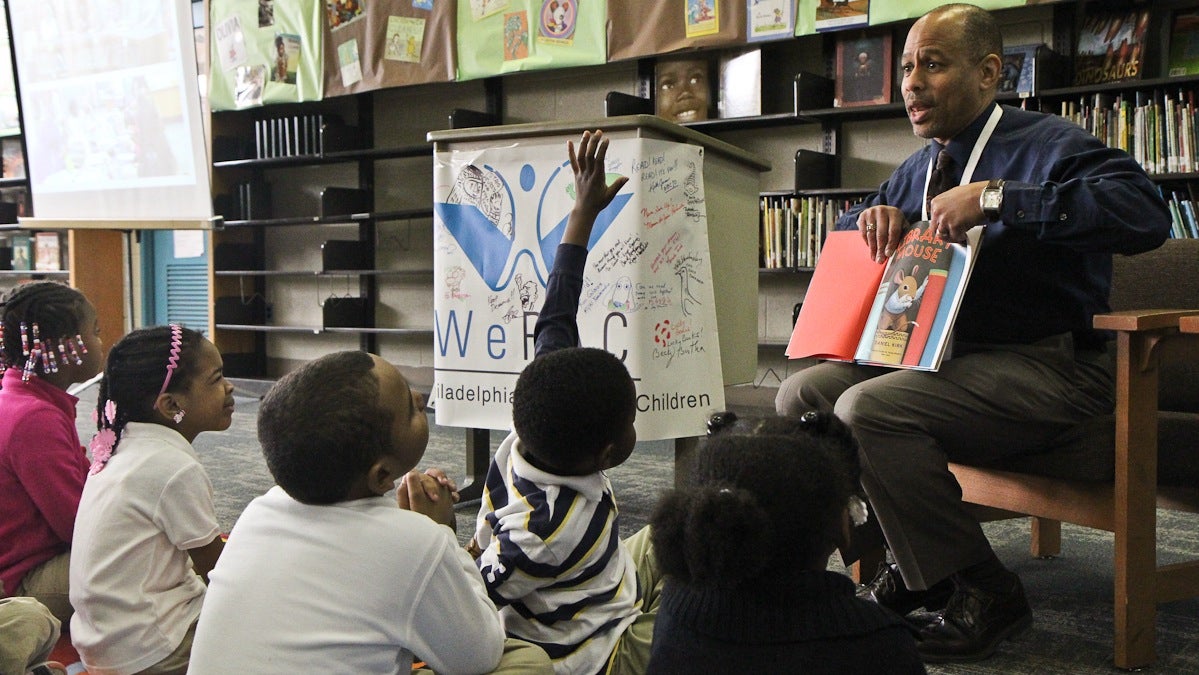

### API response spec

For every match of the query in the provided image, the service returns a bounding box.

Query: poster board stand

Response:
[428,115,767,492]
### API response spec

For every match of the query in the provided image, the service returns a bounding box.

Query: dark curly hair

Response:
[651,412,860,586]
[512,346,635,474]
[257,350,395,504]
[96,325,206,455]
[0,281,89,374]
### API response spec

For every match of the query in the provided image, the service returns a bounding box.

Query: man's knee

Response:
[775,358,836,416]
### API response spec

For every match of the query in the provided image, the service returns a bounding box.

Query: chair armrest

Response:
[1180,314,1199,334]
[1093,309,1199,332]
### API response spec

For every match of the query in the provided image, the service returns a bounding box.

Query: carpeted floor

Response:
[71,382,1199,674]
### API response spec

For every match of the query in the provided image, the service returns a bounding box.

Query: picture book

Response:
[34,231,62,272]
[10,233,31,271]
[785,222,984,372]
[1168,8,1199,77]
[1074,8,1150,86]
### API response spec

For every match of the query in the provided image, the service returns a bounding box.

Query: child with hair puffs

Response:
[646,411,925,674]
[70,325,233,675]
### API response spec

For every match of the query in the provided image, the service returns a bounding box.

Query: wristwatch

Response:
[979,179,1005,221]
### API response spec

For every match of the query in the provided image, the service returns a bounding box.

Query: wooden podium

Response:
[428,115,769,494]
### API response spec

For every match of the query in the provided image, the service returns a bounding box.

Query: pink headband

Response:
[159,324,183,396]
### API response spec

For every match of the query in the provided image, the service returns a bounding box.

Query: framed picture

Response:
[834,30,892,108]
[1168,8,1199,77]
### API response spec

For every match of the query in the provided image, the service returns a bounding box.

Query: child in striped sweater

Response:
[470,130,660,675]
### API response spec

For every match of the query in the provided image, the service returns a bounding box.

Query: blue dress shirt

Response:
[837,103,1171,347]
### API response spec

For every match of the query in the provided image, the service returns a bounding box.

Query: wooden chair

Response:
[945,237,1199,669]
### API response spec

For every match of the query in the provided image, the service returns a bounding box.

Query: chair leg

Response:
[850,546,887,584]
[1030,517,1061,558]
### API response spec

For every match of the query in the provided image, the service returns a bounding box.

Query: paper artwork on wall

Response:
[327,0,366,30]
[686,0,720,37]
[538,0,577,46]
[338,39,363,85]
[503,11,530,60]
[472,0,511,21]
[385,16,426,62]
[215,15,249,71]
[747,0,793,42]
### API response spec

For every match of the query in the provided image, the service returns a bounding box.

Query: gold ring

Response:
[865,224,876,233]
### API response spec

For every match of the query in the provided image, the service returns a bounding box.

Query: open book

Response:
[785,221,984,371]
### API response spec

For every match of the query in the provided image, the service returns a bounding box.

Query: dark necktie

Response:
[926,149,957,211]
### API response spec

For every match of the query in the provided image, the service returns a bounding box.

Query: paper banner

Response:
[322,0,456,98]
[456,0,606,80]
[209,0,324,110]
[431,136,725,440]
[608,0,746,61]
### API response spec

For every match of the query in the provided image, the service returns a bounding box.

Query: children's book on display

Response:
[1073,8,1151,86]
[785,222,983,372]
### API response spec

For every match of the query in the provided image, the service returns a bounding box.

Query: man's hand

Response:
[856,205,911,262]
[926,181,989,243]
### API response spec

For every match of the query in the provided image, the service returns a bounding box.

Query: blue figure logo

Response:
[435,159,632,291]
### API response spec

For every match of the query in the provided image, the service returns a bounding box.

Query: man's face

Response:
[655,59,710,123]
[900,12,996,144]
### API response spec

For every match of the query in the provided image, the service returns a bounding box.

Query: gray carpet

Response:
[72,384,1199,673]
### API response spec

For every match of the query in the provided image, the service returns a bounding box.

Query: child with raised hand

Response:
[69,324,233,675]
[0,281,104,628]
[646,410,925,674]
[188,350,550,674]
[470,130,663,675]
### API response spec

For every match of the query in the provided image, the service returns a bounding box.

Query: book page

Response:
[785,231,885,361]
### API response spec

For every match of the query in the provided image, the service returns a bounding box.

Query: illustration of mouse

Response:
[877,265,927,333]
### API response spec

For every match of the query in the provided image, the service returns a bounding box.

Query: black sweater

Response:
[646,570,927,674]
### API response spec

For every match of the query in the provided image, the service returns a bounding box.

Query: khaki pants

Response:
[605,525,663,675]
[133,621,196,675]
[15,553,72,625]
[413,637,553,674]
[0,596,60,675]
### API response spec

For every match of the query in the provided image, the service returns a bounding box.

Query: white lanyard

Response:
[921,105,1003,221]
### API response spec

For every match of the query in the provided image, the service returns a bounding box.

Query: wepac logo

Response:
[435,159,632,292]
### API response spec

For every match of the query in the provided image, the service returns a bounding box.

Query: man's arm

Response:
[532,130,629,359]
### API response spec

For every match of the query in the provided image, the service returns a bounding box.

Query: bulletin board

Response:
[455,0,607,81]
[209,0,325,110]
[608,0,747,62]
[323,0,457,97]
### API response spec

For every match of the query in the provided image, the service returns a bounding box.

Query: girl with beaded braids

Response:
[0,281,103,627]
[646,410,926,674]
[70,324,234,675]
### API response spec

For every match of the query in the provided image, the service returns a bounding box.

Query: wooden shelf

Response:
[214,269,433,277]
[0,269,69,277]
[760,267,814,274]
[220,208,433,229]
[212,144,432,170]
[216,323,433,336]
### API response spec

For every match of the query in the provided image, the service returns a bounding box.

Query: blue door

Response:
[142,230,209,332]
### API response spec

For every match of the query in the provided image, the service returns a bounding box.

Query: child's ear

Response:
[596,443,615,471]
[153,392,183,423]
[366,457,401,496]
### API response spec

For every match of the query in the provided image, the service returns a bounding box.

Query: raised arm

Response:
[532,130,629,358]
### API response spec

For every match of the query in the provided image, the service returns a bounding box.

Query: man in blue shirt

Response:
[776,3,1171,663]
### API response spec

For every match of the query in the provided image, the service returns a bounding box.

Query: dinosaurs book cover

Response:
[785,222,982,372]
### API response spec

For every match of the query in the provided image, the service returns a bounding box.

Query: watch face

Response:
[983,189,1001,209]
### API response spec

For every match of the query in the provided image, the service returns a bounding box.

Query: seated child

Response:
[0,593,63,675]
[470,131,662,674]
[646,410,925,674]
[188,351,551,674]
[0,281,105,624]
[70,325,232,675]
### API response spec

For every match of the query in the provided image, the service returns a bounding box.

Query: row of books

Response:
[759,195,861,270]
[0,231,62,271]
[1163,189,1199,239]
[252,114,364,160]
[1059,90,1199,175]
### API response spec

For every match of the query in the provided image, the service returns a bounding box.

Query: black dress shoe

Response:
[916,573,1033,663]
[856,562,954,616]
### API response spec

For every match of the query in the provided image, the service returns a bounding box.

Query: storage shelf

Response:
[216,323,434,336]
[760,267,815,274]
[0,269,69,277]
[0,177,28,188]
[220,208,433,229]
[214,269,434,277]
[683,111,817,133]
[213,144,431,170]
